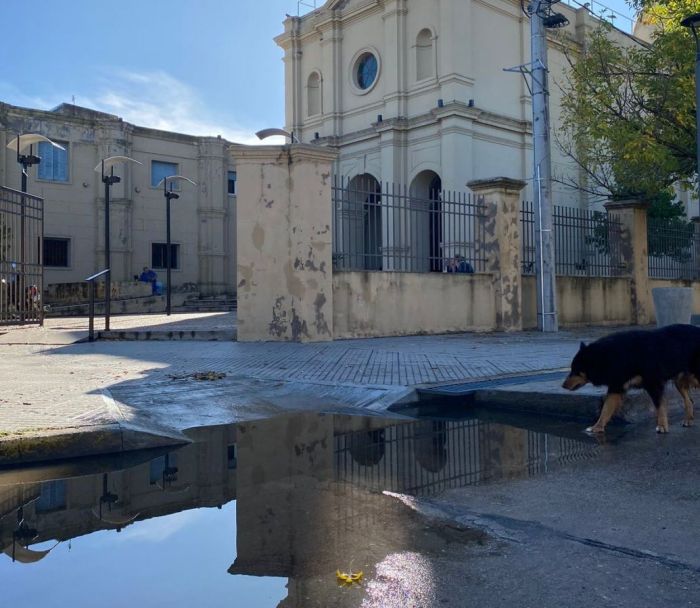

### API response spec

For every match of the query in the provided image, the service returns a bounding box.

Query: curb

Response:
[97,329,237,341]
[0,424,190,467]
[391,386,655,426]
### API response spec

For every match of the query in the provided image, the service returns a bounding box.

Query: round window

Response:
[355,52,378,90]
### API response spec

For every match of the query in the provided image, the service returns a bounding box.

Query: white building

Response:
[0,102,237,295]
[276,0,628,206]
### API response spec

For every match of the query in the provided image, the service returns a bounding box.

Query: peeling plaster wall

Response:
[522,275,633,329]
[234,144,337,342]
[333,271,496,337]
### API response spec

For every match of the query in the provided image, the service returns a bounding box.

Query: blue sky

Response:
[1,0,636,145]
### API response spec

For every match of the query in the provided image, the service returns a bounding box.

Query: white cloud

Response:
[2,70,286,146]
[113,507,204,544]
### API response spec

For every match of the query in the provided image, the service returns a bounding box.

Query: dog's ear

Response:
[579,341,587,351]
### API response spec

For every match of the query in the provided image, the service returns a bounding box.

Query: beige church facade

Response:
[0,102,237,295]
[276,0,627,206]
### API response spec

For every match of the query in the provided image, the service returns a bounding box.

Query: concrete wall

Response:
[523,275,635,329]
[336,273,700,335]
[0,102,236,296]
[45,280,151,304]
[333,271,496,337]
[234,144,337,342]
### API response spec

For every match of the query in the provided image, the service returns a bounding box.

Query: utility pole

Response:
[681,14,700,216]
[529,0,564,332]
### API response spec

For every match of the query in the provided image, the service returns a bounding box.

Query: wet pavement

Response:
[0,408,609,607]
[0,325,623,465]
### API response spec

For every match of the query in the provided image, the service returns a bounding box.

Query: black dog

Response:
[562,324,700,433]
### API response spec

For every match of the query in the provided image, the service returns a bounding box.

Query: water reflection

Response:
[0,412,597,606]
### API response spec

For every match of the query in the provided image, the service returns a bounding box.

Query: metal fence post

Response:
[88,280,95,342]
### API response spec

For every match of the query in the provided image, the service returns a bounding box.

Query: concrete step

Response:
[173,305,237,313]
[97,329,237,341]
[175,297,237,313]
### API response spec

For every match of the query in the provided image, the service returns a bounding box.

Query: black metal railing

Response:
[0,186,43,326]
[521,201,624,277]
[334,419,596,497]
[647,217,699,280]
[332,176,487,273]
[85,268,110,341]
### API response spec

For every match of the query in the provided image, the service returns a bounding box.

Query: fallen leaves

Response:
[336,569,363,586]
[167,371,227,382]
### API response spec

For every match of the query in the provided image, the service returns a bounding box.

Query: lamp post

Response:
[681,13,700,214]
[255,128,300,143]
[6,133,64,193]
[94,156,141,330]
[5,134,63,323]
[156,175,196,316]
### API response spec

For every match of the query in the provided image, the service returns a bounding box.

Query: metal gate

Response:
[0,186,43,325]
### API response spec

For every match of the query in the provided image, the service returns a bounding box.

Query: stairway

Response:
[174,294,237,313]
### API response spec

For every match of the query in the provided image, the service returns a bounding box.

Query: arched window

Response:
[410,170,442,273]
[307,71,321,116]
[416,29,434,81]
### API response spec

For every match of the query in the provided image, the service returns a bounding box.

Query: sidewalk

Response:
[0,315,628,464]
[0,312,236,344]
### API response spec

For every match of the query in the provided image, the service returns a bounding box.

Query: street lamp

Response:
[255,128,300,143]
[94,156,141,330]
[681,13,700,214]
[5,133,64,193]
[156,175,197,316]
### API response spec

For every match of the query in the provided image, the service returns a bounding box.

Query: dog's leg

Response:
[656,397,670,433]
[674,375,694,427]
[646,382,669,433]
[586,392,623,433]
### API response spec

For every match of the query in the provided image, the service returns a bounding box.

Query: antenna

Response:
[297,0,317,16]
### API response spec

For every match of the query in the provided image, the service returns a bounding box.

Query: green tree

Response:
[558,0,698,211]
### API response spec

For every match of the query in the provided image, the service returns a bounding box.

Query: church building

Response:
[276,0,628,206]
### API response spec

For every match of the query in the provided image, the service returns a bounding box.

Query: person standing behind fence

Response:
[447,254,474,274]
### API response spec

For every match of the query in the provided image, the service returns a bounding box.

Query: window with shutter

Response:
[37,141,69,182]
[151,160,179,189]
[152,242,180,269]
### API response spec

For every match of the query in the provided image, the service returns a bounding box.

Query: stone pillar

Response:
[604,199,650,325]
[468,177,526,332]
[232,144,338,342]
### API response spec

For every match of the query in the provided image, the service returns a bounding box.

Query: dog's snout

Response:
[562,373,585,391]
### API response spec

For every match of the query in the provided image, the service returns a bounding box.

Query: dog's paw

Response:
[585,426,603,434]
[682,419,694,427]
[656,425,669,434]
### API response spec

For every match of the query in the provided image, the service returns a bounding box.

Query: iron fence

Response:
[647,217,699,280]
[521,201,624,277]
[0,186,43,325]
[334,419,596,497]
[332,176,487,273]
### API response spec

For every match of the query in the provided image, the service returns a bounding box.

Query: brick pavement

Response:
[0,327,608,440]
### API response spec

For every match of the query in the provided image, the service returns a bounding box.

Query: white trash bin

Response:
[652,287,693,327]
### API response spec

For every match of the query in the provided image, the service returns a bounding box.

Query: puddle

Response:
[0,411,599,606]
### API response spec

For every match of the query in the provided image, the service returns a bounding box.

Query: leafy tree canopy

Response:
[559,0,698,215]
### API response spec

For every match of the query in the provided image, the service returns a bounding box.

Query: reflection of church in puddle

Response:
[0,413,595,604]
